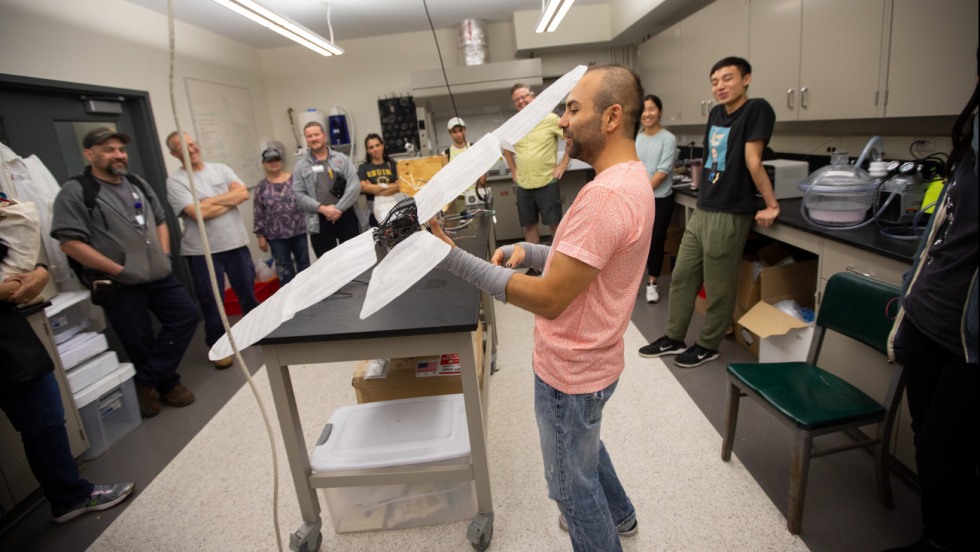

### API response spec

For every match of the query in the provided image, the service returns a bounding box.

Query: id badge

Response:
[135,214,145,226]
[311,164,325,173]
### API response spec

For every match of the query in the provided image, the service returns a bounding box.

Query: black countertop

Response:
[673,185,918,263]
[259,214,492,346]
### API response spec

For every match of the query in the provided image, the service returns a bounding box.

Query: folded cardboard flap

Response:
[738,301,810,338]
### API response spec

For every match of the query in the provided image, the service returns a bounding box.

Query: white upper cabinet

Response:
[749,0,888,121]
[883,0,979,118]
[644,0,974,123]
[637,24,682,124]
[677,0,750,125]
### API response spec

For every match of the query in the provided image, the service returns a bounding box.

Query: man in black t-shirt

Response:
[640,56,780,368]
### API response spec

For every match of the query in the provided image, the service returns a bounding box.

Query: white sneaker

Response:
[645,283,659,303]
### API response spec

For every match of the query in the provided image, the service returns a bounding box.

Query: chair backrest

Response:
[816,272,901,356]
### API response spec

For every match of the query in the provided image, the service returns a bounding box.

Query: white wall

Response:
[0,0,276,175]
[258,20,613,166]
[0,0,277,260]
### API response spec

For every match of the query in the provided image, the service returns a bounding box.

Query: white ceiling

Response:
[125,0,607,50]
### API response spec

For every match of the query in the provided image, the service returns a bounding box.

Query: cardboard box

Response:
[735,242,797,312]
[733,257,818,362]
[352,325,484,403]
[396,155,447,196]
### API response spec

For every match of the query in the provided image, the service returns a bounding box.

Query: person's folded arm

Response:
[504,251,598,320]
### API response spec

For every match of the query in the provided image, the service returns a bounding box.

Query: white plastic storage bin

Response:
[45,291,96,344]
[310,394,477,533]
[74,363,141,460]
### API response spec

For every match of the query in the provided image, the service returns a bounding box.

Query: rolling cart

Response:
[259,216,497,551]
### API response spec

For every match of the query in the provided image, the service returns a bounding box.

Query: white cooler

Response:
[310,394,477,533]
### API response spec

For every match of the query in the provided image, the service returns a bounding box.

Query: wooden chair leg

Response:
[721,381,741,462]
[788,430,813,535]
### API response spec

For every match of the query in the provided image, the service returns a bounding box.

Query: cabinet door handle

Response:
[700,101,706,116]
[787,88,795,110]
[800,87,809,109]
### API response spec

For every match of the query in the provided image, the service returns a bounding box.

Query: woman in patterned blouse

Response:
[253,146,309,285]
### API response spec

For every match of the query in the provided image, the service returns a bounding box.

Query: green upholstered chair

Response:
[720,271,904,535]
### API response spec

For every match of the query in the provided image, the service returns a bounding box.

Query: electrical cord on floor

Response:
[167,3,284,551]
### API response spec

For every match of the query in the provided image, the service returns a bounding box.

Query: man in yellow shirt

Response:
[503,84,571,252]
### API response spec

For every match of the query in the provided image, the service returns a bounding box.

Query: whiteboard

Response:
[185,78,263,188]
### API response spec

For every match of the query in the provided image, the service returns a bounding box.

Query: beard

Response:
[107,162,129,177]
[566,117,604,166]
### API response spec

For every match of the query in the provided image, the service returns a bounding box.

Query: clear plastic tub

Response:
[311,394,477,533]
[798,161,877,226]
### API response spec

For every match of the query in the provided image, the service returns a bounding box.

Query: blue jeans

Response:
[0,373,92,514]
[102,274,199,393]
[268,234,310,286]
[186,246,258,347]
[534,374,635,552]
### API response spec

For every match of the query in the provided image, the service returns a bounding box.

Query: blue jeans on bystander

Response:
[268,234,310,286]
[0,373,93,514]
[534,374,636,552]
[187,246,258,347]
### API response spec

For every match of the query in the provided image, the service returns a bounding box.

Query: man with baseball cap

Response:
[443,117,487,194]
[51,127,200,418]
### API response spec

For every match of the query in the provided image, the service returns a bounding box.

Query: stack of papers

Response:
[66,350,120,396]
[57,331,109,370]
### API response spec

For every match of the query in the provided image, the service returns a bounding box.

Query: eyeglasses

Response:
[513,92,534,105]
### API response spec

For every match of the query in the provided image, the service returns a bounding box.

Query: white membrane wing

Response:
[360,231,451,319]
[491,64,587,148]
[413,134,501,221]
[208,231,377,360]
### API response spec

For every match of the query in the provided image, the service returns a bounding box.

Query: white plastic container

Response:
[310,394,477,533]
[75,363,141,460]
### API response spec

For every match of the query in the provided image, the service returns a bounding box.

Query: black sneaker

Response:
[638,336,686,358]
[674,344,719,368]
[52,482,135,523]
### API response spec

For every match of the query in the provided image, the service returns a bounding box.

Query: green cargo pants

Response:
[666,209,753,350]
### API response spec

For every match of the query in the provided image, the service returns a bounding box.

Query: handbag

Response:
[330,173,347,199]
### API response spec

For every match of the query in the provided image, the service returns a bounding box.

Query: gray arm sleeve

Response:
[519,242,550,271]
[499,242,550,271]
[437,247,514,303]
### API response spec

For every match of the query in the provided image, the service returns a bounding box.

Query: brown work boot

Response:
[213,355,233,370]
[161,383,195,407]
[136,385,161,418]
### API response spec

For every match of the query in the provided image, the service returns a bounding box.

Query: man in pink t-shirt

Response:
[437,65,653,552]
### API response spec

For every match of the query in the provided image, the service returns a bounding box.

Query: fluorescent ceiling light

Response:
[535,0,576,33]
[211,0,343,56]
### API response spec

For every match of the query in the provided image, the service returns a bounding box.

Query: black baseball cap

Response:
[83,127,131,149]
[261,147,283,162]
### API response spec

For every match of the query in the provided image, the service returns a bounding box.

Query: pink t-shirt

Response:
[534,160,654,394]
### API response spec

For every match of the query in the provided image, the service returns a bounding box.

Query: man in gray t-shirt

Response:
[165,132,257,368]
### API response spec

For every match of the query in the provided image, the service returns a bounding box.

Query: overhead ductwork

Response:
[410,58,542,99]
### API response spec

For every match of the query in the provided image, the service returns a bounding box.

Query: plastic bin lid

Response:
[73,363,135,408]
[310,394,470,472]
[797,163,877,194]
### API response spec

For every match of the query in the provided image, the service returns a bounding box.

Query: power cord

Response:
[167,3,284,550]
